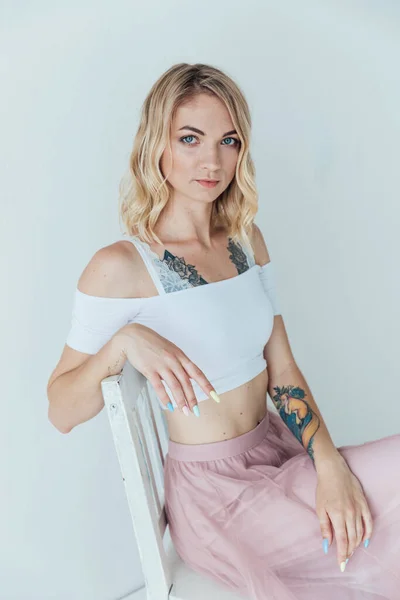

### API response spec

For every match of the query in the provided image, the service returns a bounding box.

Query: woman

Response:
[47,63,400,599]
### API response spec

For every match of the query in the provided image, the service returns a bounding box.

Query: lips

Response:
[196,179,219,188]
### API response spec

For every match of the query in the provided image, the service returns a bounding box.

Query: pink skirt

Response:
[164,408,400,600]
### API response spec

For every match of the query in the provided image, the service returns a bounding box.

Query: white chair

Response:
[101,361,249,600]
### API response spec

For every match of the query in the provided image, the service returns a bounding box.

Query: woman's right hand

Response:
[114,323,218,415]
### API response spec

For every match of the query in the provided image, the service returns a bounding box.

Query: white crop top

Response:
[66,234,281,410]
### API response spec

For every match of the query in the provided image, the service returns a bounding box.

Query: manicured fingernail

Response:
[345,558,349,564]
[340,561,347,572]
[364,539,370,548]
[167,402,174,412]
[193,405,200,417]
[182,406,190,417]
[322,539,329,554]
[210,390,221,403]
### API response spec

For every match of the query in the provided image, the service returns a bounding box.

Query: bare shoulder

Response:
[250,223,271,266]
[47,240,144,398]
[77,240,141,298]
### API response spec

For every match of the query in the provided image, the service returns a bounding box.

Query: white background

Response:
[2,1,399,598]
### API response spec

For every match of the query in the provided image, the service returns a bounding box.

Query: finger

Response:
[355,512,364,549]
[179,354,217,400]
[147,373,182,411]
[148,371,187,413]
[171,361,201,413]
[318,509,333,552]
[345,513,358,557]
[330,515,349,569]
[361,503,374,547]
[159,369,192,413]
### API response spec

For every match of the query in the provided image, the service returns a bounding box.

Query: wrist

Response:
[113,323,139,353]
[105,331,129,376]
[314,448,346,475]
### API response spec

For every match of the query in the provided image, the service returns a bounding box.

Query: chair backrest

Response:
[101,361,172,599]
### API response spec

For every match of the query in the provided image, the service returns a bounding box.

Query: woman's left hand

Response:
[315,453,373,570]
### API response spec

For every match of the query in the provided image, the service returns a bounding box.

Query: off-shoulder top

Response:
[66,234,281,409]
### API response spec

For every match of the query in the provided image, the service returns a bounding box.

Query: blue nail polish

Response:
[167,402,174,412]
[193,405,200,417]
[322,539,329,554]
[364,539,370,549]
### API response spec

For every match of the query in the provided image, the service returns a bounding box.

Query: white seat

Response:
[101,361,248,600]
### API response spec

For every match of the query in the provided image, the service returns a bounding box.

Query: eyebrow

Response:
[178,125,238,137]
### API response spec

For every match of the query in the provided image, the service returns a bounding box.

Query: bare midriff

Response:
[165,369,269,444]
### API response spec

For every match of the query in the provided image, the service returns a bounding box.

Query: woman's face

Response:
[160,93,241,203]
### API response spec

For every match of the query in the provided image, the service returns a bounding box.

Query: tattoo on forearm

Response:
[107,349,126,376]
[271,385,320,461]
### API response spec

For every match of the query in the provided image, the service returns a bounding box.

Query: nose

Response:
[199,143,222,172]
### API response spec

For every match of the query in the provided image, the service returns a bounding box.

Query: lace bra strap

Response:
[241,240,256,269]
[121,234,166,296]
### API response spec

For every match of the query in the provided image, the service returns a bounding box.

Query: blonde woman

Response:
[47,63,400,599]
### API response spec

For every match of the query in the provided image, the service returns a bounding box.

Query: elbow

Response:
[56,422,73,435]
[48,406,73,434]
[47,389,74,434]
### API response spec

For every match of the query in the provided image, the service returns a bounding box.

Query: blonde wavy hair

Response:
[118,62,258,252]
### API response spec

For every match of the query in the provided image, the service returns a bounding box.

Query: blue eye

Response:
[179,135,240,147]
[180,135,197,144]
[222,137,240,146]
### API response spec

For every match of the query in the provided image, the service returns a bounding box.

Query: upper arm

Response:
[47,243,134,392]
[250,223,271,266]
[47,344,92,393]
[250,223,296,378]
[263,316,295,379]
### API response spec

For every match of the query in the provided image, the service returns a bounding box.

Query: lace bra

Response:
[127,233,257,294]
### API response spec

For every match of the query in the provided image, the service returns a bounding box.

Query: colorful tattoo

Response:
[271,385,320,461]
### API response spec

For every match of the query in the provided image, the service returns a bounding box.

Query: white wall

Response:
[2,1,399,598]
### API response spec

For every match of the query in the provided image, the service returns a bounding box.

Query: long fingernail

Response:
[322,539,329,554]
[193,405,200,417]
[210,390,220,403]
[340,561,347,572]
[364,539,370,548]
[182,406,190,417]
[167,402,174,412]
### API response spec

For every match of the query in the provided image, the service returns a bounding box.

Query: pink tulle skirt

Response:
[164,407,400,599]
